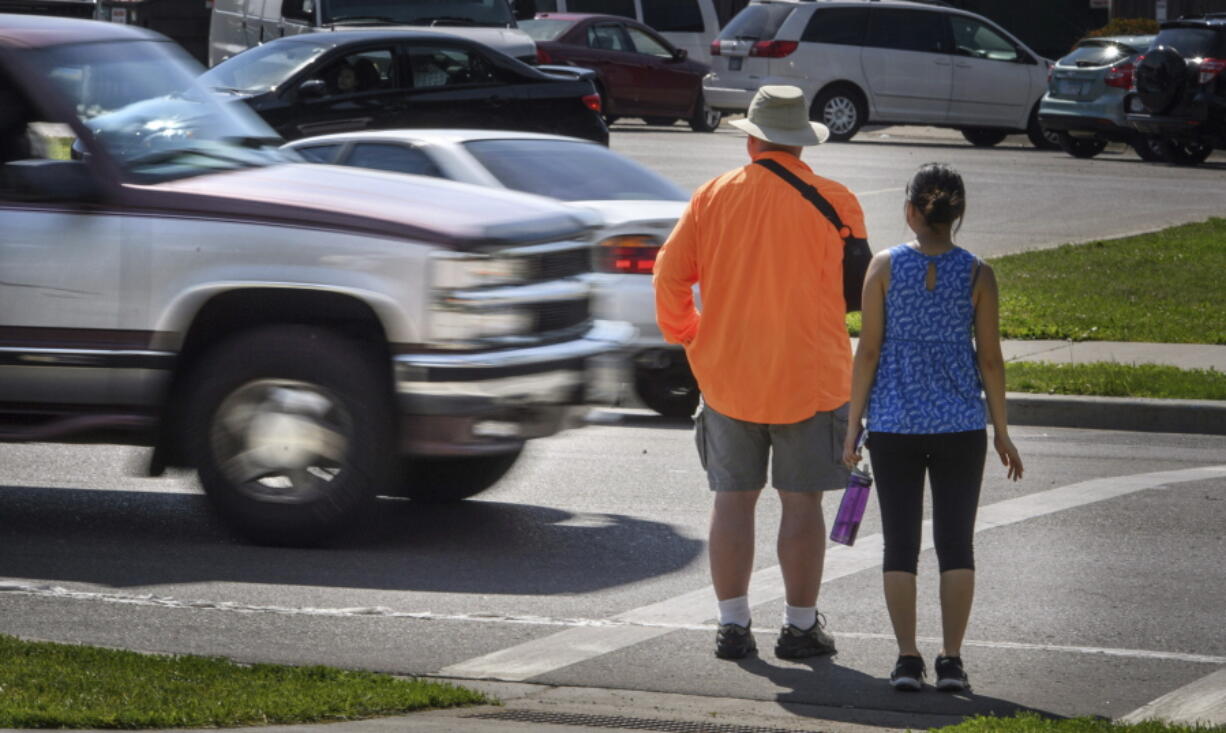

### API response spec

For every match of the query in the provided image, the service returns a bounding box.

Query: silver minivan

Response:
[208,0,537,66]
[704,0,1056,148]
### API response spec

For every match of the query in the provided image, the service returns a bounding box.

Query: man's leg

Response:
[776,490,825,608]
[710,489,763,602]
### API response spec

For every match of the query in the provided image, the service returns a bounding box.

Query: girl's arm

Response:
[843,251,890,467]
[974,264,1024,480]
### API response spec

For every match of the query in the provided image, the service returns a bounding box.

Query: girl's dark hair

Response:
[906,163,966,230]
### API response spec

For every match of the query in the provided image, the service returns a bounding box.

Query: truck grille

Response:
[523,245,592,283]
[530,298,590,333]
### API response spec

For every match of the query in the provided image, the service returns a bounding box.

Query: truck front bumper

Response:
[394,320,635,455]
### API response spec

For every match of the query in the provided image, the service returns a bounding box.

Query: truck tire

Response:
[635,370,700,419]
[1158,138,1214,166]
[1131,134,1165,162]
[961,128,1008,147]
[185,326,394,546]
[398,449,523,503]
[1057,131,1107,159]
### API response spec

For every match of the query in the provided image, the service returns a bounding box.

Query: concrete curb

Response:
[1008,392,1226,436]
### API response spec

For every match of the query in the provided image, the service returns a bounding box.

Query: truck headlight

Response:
[429,304,534,341]
[431,252,528,290]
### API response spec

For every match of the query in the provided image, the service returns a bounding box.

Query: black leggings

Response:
[868,430,987,575]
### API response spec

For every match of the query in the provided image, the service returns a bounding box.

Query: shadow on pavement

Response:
[0,485,703,595]
[733,653,1060,727]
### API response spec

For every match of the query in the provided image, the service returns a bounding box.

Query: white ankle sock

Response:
[785,604,816,630]
[717,596,751,628]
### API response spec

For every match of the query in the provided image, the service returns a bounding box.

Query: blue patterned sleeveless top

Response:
[867,244,986,434]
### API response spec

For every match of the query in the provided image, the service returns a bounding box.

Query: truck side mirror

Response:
[671,48,688,62]
[3,159,100,202]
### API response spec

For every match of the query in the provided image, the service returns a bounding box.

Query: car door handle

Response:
[934,59,952,66]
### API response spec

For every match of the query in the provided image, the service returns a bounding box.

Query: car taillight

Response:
[582,93,601,113]
[536,47,553,64]
[597,235,660,274]
[749,40,798,58]
[710,39,721,56]
[1199,58,1226,84]
[1105,60,1135,89]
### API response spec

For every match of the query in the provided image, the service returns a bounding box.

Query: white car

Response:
[282,129,699,417]
[704,0,1057,148]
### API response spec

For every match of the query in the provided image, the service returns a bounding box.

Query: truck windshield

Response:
[36,39,291,182]
[322,0,514,27]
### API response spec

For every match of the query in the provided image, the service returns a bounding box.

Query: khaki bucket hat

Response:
[729,85,830,146]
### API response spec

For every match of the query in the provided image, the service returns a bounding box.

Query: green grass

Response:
[1006,362,1226,400]
[936,711,1225,733]
[845,218,1226,344]
[0,634,490,729]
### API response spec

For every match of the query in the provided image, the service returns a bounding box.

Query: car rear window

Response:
[1154,27,1226,57]
[718,3,795,42]
[643,0,703,33]
[520,18,574,41]
[1060,41,1139,67]
[567,0,635,19]
[802,7,868,45]
[463,139,687,202]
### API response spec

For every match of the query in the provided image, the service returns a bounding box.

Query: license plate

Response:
[109,7,127,23]
[729,58,742,71]
[1056,79,1088,96]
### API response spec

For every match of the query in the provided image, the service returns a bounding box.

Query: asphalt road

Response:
[2,415,1224,726]
[609,119,1226,257]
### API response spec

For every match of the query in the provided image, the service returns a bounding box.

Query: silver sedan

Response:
[282,129,699,418]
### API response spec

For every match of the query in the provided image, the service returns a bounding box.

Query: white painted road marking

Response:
[1122,666,1226,726]
[440,465,1226,681]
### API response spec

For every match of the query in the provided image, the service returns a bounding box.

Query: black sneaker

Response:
[715,621,756,660]
[890,655,926,691]
[774,615,836,659]
[934,655,970,692]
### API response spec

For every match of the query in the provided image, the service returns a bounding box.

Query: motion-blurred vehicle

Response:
[0,15,632,545]
[533,0,720,64]
[703,0,1058,148]
[522,12,720,131]
[208,0,536,66]
[1126,15,1226,166]
[1039,34,1161,160]
[200,30,608,144]
[282,129,701,417]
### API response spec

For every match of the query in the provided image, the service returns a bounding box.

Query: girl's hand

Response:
[842,431,862,468]
[994,433,1024,481]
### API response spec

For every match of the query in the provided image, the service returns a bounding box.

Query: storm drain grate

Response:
[464,709,820,733]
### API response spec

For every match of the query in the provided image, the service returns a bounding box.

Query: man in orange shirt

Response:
[653,85,866,661]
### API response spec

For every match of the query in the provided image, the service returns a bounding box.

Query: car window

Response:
[865,9,950,54]
[950,16,1019,62]
[536,0,557,9]
[642,0,703,33]
[568,0,634,19]
[201,40,332,94]
[406,46,502,89]
[463,138,687,202]
[295,143,342,162]
[0,71,72,200]
[1154,27,1225,57]
[718,4,795,42]
[343,142,442,176]
[282,0,314,23]
[319,0,514,26]
[318,48,395,95]
[519,18,574,41]
[802,7,869,45]
[1061,41,1138,67]
[587,24,633,52]
[626,27,672,58]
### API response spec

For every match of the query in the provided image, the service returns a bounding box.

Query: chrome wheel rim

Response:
[823,96,857,135]
[704,105,722,129]
[210,379,352,504]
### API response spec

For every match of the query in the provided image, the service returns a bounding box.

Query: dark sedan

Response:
[521,12,719,132]
[200,29,609,144]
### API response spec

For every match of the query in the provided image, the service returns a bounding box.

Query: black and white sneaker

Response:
[774,615,837,659]
[890,655,926,691]
[715,621,756,660]
[934,655,970,692]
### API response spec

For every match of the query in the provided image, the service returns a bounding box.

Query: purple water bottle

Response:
[830,431,872,546]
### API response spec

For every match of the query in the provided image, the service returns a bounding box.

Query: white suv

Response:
[704,0,1056,148]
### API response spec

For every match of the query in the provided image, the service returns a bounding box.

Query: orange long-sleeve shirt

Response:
[653,151,863,424]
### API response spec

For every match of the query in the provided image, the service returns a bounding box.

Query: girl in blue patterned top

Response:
[842,163,1023,693]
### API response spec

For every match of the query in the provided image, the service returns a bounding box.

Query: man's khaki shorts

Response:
[694,401,851,493]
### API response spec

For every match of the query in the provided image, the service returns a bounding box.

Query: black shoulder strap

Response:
[754,158,849,238]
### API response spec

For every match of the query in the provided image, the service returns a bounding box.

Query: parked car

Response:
[282,129,701,417]
[0,15,632,545]
[208,0,536,67]
[703,0,1058,148]
[533,0,720,64]
[1125,15,1226,166]
[199,30,609,144]
[522,12,720,131]
[1039,34,1162,160]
